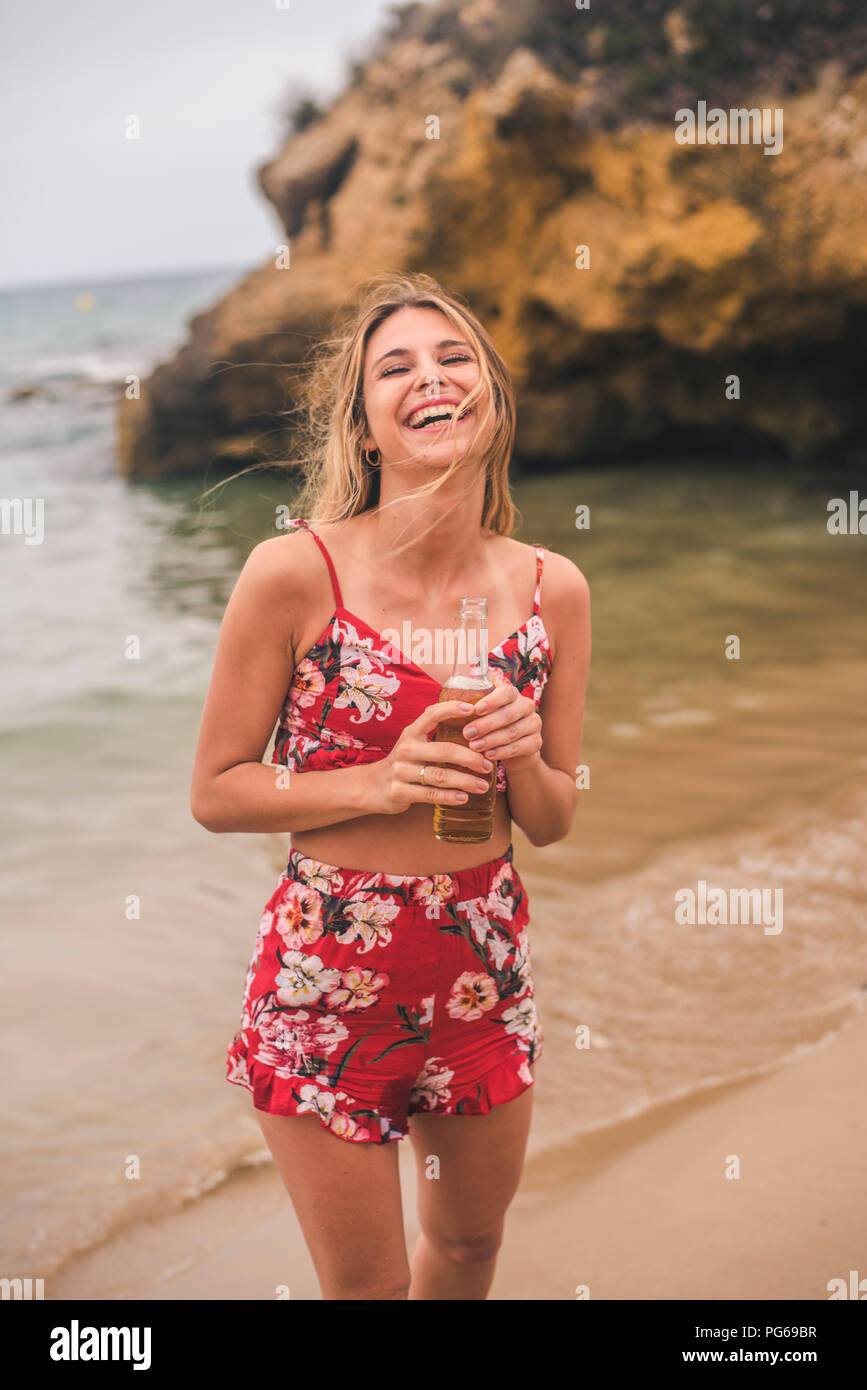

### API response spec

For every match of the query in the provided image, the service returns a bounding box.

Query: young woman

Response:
[191,272,591,1301]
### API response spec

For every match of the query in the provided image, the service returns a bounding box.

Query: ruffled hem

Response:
[225,1035,406,1145]
[414,1043,541,1121]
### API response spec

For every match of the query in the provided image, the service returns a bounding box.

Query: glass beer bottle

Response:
[432,596,497,844]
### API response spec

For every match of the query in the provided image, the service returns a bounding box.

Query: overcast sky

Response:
[0,0,403,289]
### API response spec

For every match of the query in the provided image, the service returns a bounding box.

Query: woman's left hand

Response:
[461,684,543,772]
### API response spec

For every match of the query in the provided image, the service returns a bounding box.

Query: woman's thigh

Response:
[407,1079,535,1255]
[256,1110,410,1299]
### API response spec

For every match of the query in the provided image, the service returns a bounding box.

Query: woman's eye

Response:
[381,354,472,378]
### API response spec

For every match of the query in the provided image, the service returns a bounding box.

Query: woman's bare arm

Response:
[189,538,369,832]
[500,552,591,847]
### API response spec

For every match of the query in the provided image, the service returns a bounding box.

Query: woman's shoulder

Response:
[491,541,587,672]
[497,533,590,606]
[537,545,590,604]
[239,519,321,601]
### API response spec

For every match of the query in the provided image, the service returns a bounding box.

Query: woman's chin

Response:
[395,432,488,466]
[397,444,477,469]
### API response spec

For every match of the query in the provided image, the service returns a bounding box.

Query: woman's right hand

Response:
[372,699,495,816]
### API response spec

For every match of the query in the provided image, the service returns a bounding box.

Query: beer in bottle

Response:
[432,597,496,843]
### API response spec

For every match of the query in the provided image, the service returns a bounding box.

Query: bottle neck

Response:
[446,600,490,689]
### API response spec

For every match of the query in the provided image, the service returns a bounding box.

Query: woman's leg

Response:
[256,1110,410,1300]
[406,1079,535,1300]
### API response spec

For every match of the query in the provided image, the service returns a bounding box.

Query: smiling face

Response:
[360,305,494,469]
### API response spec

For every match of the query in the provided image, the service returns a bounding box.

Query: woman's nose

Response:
[414,367,444,392]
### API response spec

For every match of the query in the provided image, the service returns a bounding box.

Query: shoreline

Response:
[48,1005,867,1300]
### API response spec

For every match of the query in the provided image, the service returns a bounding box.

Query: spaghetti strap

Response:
[307,529,344,609]
[532,546,545,616]
[285,516,343,609]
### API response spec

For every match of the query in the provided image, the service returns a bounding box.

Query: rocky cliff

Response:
[117,0,867,477]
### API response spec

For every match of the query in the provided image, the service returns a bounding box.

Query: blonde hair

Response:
[289,270,518,551]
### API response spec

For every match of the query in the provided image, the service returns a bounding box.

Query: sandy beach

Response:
[49,1004,866,1301]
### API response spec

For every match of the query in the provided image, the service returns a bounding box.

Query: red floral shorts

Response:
[226,843,543,1144]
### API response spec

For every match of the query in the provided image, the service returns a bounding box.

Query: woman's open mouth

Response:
[402,406,473,432]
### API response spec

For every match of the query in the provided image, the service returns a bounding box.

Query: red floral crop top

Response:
[271,517,552,795]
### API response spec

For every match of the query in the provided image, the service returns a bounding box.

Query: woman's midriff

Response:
[289,792,514,875]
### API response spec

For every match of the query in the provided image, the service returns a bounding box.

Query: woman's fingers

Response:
[394,752,493,799]
[475,713,541,756]
[487,735,542,760]
[409,698,475,738]
[408,734,492,772]
[393,726,495,802]
[464,690,532,744]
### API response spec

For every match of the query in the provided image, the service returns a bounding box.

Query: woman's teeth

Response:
[406,408,472,430]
